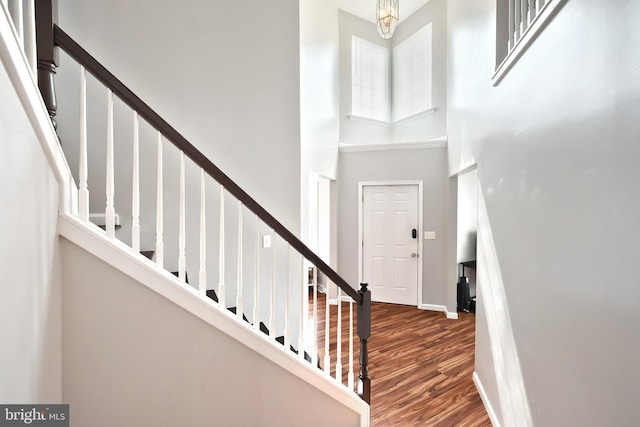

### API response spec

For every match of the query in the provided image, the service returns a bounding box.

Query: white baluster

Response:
[218,187,225,307]
[8,0,23,48]
[78,66,89,222]
[298,255,305,361]
[178,152,186,282]
[24,0,36,78]
[155,132,164,268]
[253,216,260,331]
[236,201,244,320]
[336,288,342,382]
[514,0,521,43]
[284,244,291,350]
[269,230,276,341]
[312,266,318,368]
[105,90,116,239]
[521,0,529,32]
[131,111,140,253]
[324,282,331,375]
[199,169,207,295]
[348,298,355,390]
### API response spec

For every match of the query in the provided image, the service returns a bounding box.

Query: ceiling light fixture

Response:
[376,0,399,40]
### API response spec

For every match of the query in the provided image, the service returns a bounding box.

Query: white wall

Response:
[448,0,640,424]
[300,0,340,247]
[338,0,447,146]
[0,35,61,402]
[60,237,362,427]
[337,146,449,307]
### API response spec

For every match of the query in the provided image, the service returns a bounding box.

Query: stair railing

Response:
[1,0,37,78]
[33,3,371,404]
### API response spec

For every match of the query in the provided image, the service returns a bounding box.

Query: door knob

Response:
[411,253,418,258]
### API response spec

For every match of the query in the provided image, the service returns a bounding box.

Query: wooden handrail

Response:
[53,25,361,304]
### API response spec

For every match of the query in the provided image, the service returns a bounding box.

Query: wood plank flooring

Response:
[313,292,491,426]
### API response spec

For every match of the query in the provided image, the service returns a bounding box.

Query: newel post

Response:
[357,282,371,404]
[35,0,58,128]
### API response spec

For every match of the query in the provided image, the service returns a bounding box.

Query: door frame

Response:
[358,181,423,307]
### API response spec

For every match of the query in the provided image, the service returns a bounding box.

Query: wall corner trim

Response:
[420,303,458,319]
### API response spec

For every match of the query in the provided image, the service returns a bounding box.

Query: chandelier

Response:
[376,0,399,40]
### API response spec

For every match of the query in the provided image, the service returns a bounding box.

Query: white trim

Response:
[392,107,437,126]
[492,0,569,86]
[340,137,447,153]
[358,181,423,308]
[348,114,390,127]
[420,303,458,320]
[58,213,370,426]
[348,107,437,128]
[473,371,502,427]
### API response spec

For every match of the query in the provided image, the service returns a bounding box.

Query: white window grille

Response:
[351,36,390,123]
[393,23,432,122]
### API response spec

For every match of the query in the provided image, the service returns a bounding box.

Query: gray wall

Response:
[61,238,361,427]
[338,0,447,146]
[57,0,301,235]
[448,0,640,425]
[337,147,449,307]
[0,55,61,402]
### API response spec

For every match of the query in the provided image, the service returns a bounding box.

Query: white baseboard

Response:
[473,371,501,427]
[420,303,458,319]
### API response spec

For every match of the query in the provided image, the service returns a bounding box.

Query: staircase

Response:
[0,1,370,425]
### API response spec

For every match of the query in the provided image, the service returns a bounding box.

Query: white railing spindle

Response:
[155,132,164,268]
[508,0,515,51]
[253,216,260,331]
[324,283,331,375]
[521,0,529,32]
[336,289,342,382]
[236,201,244,320]
[218,187,225,307]
[269,230,276,340]
[199,169,206,295]
[105,89,116,239]
[348,298,354,390]
[178,151,186,282]
[298,255,305,361]
[131,111,140,253]
[78,66,89,222]
[312,266,318,367]
[284,244,291,350]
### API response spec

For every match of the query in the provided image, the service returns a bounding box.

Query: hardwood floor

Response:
[313,292,491,426]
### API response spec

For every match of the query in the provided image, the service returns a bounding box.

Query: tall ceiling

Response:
[336,0,431,24]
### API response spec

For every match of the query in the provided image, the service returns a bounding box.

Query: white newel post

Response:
[131,111,140,253]
[78,66,89,222]
[199,169,207,295]
[105,90,116,239]
[155,132,164,268]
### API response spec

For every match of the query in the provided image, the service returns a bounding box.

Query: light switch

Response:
[262,235,272,248]
[424,231,436,240]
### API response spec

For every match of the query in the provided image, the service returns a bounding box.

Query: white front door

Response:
[362,185,419,305]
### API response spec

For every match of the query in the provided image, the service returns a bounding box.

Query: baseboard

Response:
[420,303,458,319]
[473,371,501,427]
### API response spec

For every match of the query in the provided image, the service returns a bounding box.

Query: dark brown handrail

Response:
[53,25,361,304]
